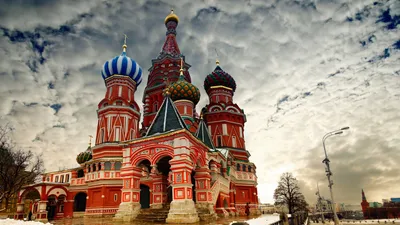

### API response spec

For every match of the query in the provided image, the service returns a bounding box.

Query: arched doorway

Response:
[21,189,41,219]
[156,156,172,204]
[47,195,57,220]
[140,184,150,209]
[73,192,87,212]
[157,156,172,176]
[138,159,151,178]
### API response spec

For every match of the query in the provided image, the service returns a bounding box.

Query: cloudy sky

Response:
[0,0,399,205]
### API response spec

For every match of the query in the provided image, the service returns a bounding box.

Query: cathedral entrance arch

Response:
[156,156,172,204]
[156,156,172,176]
[140,184,150,209]
[138,159,151,177]
[73,192,87,212]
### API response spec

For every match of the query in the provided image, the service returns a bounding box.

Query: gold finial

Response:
[165,9,179,24]
[179,56,184,76]
[122,34,128,52]
[88,135,93,147]
[200,113,203,119]
[163,77,171,97]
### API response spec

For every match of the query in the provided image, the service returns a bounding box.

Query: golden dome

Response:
[165,9,179,24]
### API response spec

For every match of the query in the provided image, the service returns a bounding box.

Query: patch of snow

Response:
[0,219,52,225]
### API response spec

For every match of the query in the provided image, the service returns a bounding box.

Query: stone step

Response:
[136,208,170,223]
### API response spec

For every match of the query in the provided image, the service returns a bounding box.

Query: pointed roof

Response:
[146,96,187,136]
[362,189,367,201]
[161,34,181,56]
[161,10,181,57]
[195,118,215,149]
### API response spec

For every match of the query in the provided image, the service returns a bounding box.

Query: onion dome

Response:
[165,9,179,24]
[101,38,143,86]
[76,146,92,164]
[204,60,236,92]
[167,58,200,104]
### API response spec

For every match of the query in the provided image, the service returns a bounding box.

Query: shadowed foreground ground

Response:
[50,214,279,225]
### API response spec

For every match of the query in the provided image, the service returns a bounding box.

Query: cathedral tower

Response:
[166,57,200,133]
[96,40,143,145]
[203,60,248,161]
[361,189,370,219]
[141,10,193,134]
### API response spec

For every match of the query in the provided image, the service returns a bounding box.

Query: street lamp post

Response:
[322,127,349,225]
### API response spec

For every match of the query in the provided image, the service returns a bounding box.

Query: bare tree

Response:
[0,123,43,212]
[273,172,308,214]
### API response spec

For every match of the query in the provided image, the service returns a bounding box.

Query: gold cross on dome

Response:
[124,34,128,45]
[88,135,93,147]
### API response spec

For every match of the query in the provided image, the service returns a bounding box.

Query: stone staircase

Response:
[135,207,170,223]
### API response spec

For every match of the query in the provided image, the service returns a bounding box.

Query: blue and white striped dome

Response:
[101,51,143,86]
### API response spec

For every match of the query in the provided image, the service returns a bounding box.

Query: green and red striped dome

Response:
[168,76,201,105]
[204,65,236,92]
[76,146,92,164]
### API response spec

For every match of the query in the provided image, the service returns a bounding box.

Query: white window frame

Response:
[118,86,122,97]
[115,127,121,141]
[108,87,113,99]
[222,124,228,136]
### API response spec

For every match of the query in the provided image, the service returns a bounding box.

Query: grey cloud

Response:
[0,0,399,204]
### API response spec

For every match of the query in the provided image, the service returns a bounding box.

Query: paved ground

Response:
[47,214,279,225]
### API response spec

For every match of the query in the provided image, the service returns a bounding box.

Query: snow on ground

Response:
[311,219,400,225]
[245,214,281,225]
[0,219,52,225]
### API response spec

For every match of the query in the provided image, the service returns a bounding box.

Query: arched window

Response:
[104,162,111,170]
[93,164,96,172]
[98,163,102,171]
[114,162,122,170]
[248,165,252,172]
[242,164,246,172]
[237,164,240,171]
[88,165,91,173]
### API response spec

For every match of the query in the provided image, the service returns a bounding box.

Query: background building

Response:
[361,190,400,219]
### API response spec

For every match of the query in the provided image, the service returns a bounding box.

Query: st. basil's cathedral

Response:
[14,10,260,223]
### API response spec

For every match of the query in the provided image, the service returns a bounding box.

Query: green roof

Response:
[195,119,215,149]
[146,96,187,136]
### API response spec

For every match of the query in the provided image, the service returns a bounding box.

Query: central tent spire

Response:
[161,9,181,56]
